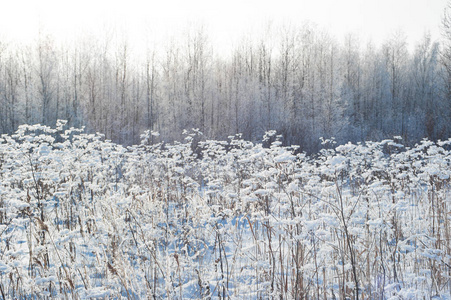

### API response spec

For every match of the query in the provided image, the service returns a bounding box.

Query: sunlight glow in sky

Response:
[0,0,448,53]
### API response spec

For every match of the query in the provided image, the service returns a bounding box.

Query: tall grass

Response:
[0,123,449,299]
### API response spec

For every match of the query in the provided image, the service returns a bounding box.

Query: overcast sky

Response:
[0,0,448,53]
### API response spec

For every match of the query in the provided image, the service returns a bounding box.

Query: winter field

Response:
[0,121,450,299]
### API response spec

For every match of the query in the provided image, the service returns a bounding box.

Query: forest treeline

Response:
[1,21,451,152]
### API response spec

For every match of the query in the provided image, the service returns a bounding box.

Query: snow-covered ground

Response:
[0,123,450,299]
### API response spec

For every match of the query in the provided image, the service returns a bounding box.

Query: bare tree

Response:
[145,49,158,134]
[36,35,56,126]
[441,1,451,138]
[412,34,440,139]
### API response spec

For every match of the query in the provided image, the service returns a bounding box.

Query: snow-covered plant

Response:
[0,123,449,299]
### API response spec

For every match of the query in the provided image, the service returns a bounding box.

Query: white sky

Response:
[0,0,448,54]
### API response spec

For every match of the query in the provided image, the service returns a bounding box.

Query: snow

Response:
[83,287,112,298]
[273,153,296,163]
[0,125,449,299]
